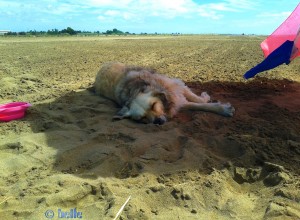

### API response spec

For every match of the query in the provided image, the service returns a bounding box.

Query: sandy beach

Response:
[0,35,299,219]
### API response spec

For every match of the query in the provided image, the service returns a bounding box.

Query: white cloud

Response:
[198,9,223,20]
[0,0,80,17]
[104,10,120,16]
[224,0,257,9]
[0,0,258,22]
[100,9,137,21]
[3,0,294,34]
[0,0,19,7]
[206,3,237,12]
[97,15,107,21]
[195,2,240,20]
[122,12,136,20]
[83,0,134,7]
[147,0,192,15]
[94,0,257,21]
[257,11,291,19]
[46,3,79,15]
[94,0,197,23]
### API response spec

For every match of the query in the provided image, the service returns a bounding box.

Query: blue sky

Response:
[0,0,299,34]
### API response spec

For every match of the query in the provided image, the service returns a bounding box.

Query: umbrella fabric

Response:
[261,3,300,60]
[244,3,300,79]
[244,40,294,79]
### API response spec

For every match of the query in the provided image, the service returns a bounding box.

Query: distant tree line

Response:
[3,27,143,36]
[3,27,182,36]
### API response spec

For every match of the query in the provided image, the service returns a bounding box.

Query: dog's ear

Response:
[140,81,150,93]
[154,92,170,109]
[127,78,150,96]
[113,106,131,120]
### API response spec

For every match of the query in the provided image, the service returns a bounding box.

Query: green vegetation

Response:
[4,27,137,36]
[3,27,183,37]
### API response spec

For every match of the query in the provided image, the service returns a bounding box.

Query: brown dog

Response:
[94,62,235,124]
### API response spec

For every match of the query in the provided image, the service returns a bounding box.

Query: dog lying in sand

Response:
[94,62,235,125]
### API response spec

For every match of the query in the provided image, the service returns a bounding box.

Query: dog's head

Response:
[113,91,169,125]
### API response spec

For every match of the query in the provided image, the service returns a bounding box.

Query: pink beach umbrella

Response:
[244,3,300,79]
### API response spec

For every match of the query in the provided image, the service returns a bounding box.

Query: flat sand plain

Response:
[0,35,300,219]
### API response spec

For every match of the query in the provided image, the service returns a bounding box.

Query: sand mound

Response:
[1,79,299,219]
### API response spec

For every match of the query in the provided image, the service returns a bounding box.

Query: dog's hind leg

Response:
[182,102,235,117]
[184,88,211,103]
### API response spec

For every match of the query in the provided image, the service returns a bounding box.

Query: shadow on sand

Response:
[26,78,300,179]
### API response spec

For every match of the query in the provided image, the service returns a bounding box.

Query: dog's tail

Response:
[181,102,235,117]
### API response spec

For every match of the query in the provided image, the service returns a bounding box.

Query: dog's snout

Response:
[153,118,164,125]
[153,117,166,125]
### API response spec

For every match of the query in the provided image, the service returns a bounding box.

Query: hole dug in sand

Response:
[1,79,299,219]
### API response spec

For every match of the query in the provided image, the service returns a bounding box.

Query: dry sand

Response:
[0,35,300,219]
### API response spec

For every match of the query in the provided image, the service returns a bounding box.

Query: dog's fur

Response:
[94,62,235,124]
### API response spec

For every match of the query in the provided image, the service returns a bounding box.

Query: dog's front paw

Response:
[201,92,211,103]
[221,103,235,117]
